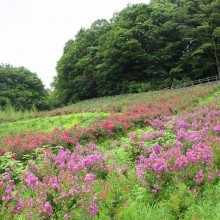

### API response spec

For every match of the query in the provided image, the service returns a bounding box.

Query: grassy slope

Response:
[0,112,108,137]
[0,90,156,123]
[1,83,219,138]
[199,82,220,105]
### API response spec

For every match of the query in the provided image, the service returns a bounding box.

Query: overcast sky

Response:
[0,0,149,88]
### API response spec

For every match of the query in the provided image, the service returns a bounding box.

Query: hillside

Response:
[1,0,220,218]
[0,83,220,219]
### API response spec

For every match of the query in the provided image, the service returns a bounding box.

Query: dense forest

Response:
[54,0,220,105]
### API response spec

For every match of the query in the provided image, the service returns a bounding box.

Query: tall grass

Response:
[0,103,37,123]
[0,112,108,137]
[115,201,174,220]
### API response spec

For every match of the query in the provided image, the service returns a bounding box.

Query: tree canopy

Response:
[0,64,48,110]
[54,0,220,105]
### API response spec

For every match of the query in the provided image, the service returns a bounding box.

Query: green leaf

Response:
[213,27,220,37]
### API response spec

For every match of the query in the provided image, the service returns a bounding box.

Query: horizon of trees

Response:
[1,0,220,110]
[53,0,220,105]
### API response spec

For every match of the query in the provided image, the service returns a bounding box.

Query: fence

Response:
[170,75,220,90]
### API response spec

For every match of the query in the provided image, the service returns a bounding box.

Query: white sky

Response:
[0,0,149,88]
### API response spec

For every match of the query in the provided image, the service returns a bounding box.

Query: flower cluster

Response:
[0,142,109,218]
[134,107,220,192]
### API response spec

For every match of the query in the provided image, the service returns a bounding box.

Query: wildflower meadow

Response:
[0,84,220,219]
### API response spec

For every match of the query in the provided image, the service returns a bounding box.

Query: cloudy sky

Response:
[0,0,149,88]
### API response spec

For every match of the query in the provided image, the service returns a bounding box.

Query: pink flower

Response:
[25,172,39,190]
[195,170,204,184]
[93,196,98,202]
[152,158,167,172]
[84,173,95,182]
[152,184,160,194]
[42,202,53,216]
[152,189,157,194]
[121,166,127,174]
[64,214,69,219]
[89,203,99,216]
[214,125,220,133]
[207,172,213,181]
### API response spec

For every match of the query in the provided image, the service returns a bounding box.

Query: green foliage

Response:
[0,64,48,110]
[0,153,26,180]
[163,183,196,219]
[184,183,220,220]
[54,1,220,105]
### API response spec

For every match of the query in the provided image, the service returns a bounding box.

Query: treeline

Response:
[54,0,220,105]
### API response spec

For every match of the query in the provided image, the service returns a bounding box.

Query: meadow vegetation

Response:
[0,113,108,137]
[1,0,220,218]
[0,83,220,219]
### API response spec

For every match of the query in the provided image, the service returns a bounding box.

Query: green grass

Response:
[0,112,108,137]
[115,202,174,220]
[199,82,220,105]
[0,108,38,123]
[116,186,220,220]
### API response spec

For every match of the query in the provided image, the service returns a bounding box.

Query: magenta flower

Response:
[64,214,69,219]
[24,172,40,190]
[42,202,53,217]
[84,173,95,182]
[89,203,99,216]
[195,170,204,184]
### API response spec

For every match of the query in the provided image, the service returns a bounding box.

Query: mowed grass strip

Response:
[0,112,108,137]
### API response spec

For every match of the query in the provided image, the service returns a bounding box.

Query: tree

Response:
[0,64,48,110]
[173,0,220,79]
[55,19,110,104]
[54,1,220,105]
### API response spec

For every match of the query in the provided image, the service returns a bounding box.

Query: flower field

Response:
[0,84,220,219]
